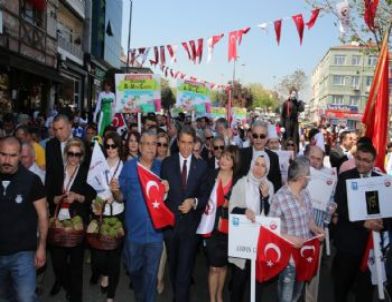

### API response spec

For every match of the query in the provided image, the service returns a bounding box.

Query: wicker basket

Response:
[86,202,124,251]
[48,202,85,248]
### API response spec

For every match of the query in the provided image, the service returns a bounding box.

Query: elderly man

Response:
[304,145,337,302]
[239,120,282,192]
[269,157,324,302]
[201,128,214,161]
[333,143,382,302]
[0,136,47,302]
[120,128,168,302]
[21,143,45,184]
[15,125,46,169]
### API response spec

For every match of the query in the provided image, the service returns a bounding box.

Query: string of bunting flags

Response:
[128,8,321,67]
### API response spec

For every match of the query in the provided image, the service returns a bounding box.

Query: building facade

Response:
[0,0,123,114]
[0,0,60,113]
[310,43,378,129]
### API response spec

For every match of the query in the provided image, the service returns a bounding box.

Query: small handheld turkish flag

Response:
[256,226,293,282]
[292,236,321,281]
[137,163,175,229]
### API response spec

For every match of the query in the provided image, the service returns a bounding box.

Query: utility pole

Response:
[126,0,133,70]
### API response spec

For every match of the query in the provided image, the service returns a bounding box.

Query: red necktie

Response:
[181,160,187,189]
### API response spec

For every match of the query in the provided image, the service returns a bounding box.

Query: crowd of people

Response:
[0,106,391,302]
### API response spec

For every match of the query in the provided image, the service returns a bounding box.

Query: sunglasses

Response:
[205,136,213,140]
[105,143,118,150]
[214,145,225,151]
[252,133,267,140]
[157,142,168,147]
[286,143,295,146]
[67,151,82,158]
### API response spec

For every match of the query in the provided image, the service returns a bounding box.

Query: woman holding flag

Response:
[228,154,274,302]
[197,145,240,302]
[90,131,124,302]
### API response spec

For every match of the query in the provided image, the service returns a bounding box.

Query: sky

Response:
[120,0,341,101]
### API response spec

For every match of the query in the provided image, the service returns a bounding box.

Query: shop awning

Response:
[0,47,64,83]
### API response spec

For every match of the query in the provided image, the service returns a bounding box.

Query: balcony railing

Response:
[58,35,83,60]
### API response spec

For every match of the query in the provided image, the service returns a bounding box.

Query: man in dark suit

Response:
[239,120,282,192]
[329,130,355,171]
[333,143,382,302]
[45,114,73,296]
[161,125,209,302]
[207,136,225,171]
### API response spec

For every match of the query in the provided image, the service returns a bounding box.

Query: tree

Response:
[248,83,279,110]
[305,0,392,47]
[276,69,307,97]
[160,79,176,111]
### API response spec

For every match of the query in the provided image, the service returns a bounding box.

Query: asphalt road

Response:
[39,247,338,302]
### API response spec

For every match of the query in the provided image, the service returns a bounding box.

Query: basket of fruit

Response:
[86,200,125,251]
[48,202,85,248]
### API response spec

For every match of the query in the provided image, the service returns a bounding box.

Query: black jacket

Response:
[334,168,381,257]
[238,147,282,192]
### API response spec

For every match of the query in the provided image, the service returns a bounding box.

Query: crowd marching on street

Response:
[0,86,392,302]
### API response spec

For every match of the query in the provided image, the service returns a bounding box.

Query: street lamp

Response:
[126,0,133,70]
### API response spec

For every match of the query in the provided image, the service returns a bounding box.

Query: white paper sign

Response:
[228,214,280,260]
[307,167,337,211]
[273,150,293,184]
[347,175,392,221]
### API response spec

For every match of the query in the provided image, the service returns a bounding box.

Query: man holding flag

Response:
[119,128,171,302]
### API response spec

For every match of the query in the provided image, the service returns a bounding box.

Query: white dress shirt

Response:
[29,162,45,184]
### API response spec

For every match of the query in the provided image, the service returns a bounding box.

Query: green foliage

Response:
[305,0,392,47]
[248,83,279,110]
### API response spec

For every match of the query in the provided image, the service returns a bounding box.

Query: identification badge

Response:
[15,194,23,204]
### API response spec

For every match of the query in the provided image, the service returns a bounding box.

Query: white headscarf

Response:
[245,154,272,214]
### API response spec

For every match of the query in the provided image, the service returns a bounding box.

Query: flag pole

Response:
[325,227,331,256]
[250,258,256,302]
[372,230,385,300]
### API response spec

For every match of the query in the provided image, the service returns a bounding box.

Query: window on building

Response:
[332,95,344,105]
[366,76,373,87]
[351,76,360,89]
[21,0,44,27]
[351,55,361,65]
[368,55,377,66]
[334,55,346,65]
[333,75,345,85]
[349,96,360,106]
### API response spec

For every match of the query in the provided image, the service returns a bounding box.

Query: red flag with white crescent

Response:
[292,236,321,281]
[137,163,175,229]
[111,113,127,136]
[256,226,293,282]
[360,232,373,272]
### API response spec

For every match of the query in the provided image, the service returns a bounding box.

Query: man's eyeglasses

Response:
[252,133,267,140]
[286,143,295,147]
[214,145,225,151]
[157,142,168,148]
[104,143,118,150]
[67,152,82,158]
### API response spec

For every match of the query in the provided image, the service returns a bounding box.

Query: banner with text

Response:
[115,73,161,114]
[176,79,211,117]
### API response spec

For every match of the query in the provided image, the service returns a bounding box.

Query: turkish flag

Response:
[137,163,175,229]
[362,34,389,171]
[292,14,305,45]
[274,20,282,45]
[111,113,127,136]
[256,226,293,282]
[364,0,379,31]
[292,237,321,281]
[228,27,250,62]
[306,8,320,29]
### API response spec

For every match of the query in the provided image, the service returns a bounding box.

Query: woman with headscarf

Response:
[228,154,274,302]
